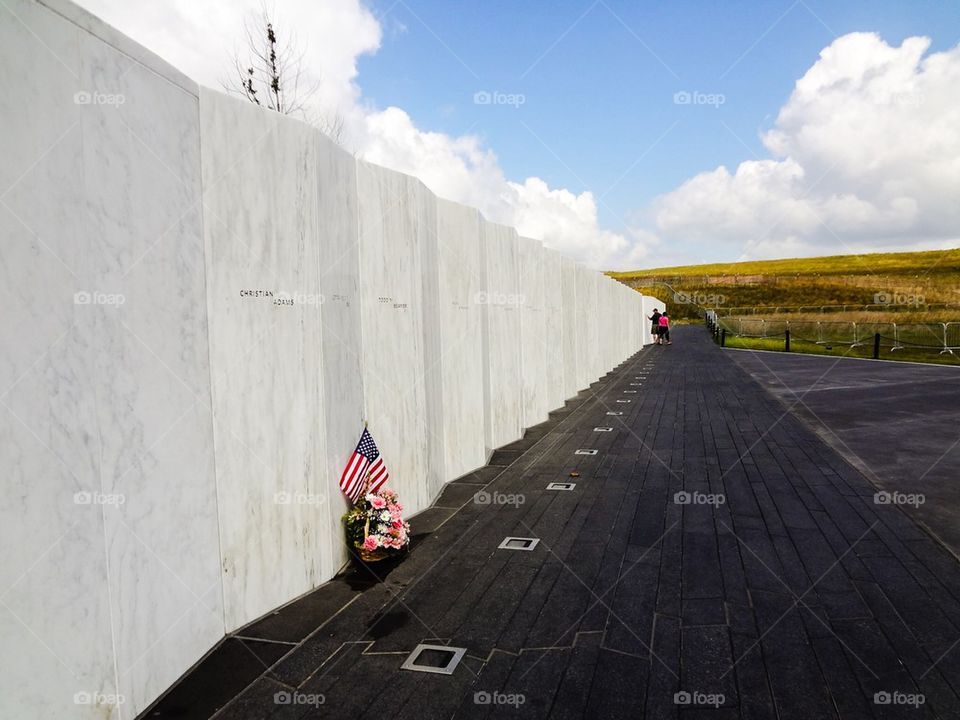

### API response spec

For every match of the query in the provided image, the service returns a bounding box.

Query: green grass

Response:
[609,247,960,322]
[720,333,960,366]
[609,247,960,279]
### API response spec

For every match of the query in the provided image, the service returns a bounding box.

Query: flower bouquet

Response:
[343,488,411,562]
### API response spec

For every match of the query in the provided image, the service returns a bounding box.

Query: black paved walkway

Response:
[146,326,960,720]
[728,348,960,558]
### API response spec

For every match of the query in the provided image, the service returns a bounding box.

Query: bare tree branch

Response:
[222,4,347,145]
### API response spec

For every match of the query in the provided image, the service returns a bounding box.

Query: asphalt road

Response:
[729,346,960,558]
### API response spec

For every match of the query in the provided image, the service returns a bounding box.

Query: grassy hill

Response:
[609,248,960,322]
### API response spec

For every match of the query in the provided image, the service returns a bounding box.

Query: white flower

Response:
[380,510,391,522]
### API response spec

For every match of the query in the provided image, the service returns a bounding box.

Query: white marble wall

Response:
[560,256,580,399]
[419,184,445,500]
[613,280,625,365]
[575,264,600,390]
[435,199,486,480]
[316,131,365,575]
[200,89,330,631]
[542,248,566,411]
[479,220,523,453]
[1,2,655,717]
[356,162,433,512]
[1,1,223,718]
[623,284,635,359]
[630,286,644,354]
[518,236,548,427]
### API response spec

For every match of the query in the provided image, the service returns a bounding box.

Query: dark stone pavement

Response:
[143,326,960,720]
[728,348,960,557]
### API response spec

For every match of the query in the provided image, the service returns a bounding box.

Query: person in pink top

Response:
[658,312,672,345]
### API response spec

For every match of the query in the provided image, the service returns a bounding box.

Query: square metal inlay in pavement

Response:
[575,449,598,455]
[593,427,613,432]
[498,537,540,551]
[546,482,576,491]
[400,644,467,675]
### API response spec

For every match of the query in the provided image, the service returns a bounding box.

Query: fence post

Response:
[785,329,790,352]
[721,329,726,347]
[873,333,880,359]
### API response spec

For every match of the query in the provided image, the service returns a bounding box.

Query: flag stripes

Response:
[338,427,390,503]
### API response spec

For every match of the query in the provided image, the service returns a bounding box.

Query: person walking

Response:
[648,308,662,345]
[658,311,672,345]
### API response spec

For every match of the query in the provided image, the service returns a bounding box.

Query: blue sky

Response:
[76,0,960,267]
[358,0,959,240]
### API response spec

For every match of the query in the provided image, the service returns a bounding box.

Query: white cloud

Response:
[654,32,960,261]
[78,0,382,119]
[505,178,634,268]
[75,0,630,268]
[61,5,960,268]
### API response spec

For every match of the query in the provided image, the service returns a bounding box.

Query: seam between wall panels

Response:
[354,159,367,426]
[196,89,229,637]
[71,12,124,706]
[311,134,323,585]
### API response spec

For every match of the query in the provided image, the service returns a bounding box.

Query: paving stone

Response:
[146,638,292,720]
[145,329,960,720]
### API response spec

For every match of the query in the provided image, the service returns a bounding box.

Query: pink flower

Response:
[368,495,386,509]
[362,536,380,551]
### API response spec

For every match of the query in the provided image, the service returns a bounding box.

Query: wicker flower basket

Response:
[343,487,410,562]
[358,545,392,562]
[357,517,392,562]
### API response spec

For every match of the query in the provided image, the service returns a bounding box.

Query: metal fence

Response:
[705,311,960,355]
[718,303,960,315]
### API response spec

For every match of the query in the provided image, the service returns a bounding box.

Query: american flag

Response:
[338,427,389,503]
